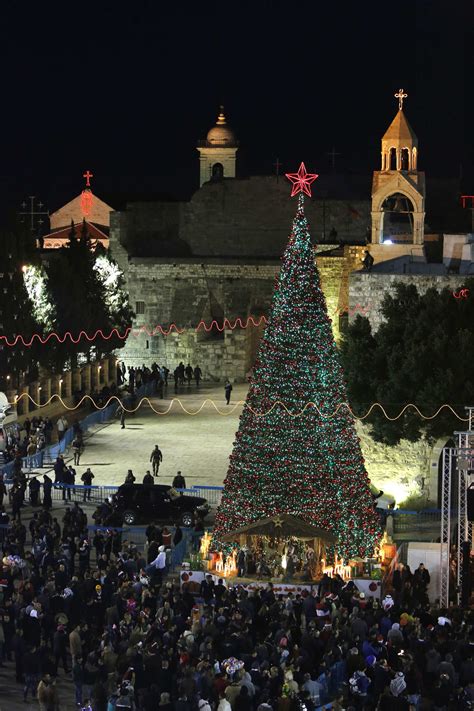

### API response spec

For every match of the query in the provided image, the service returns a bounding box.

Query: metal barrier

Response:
[0,388,157,480]
[191,486,223,507]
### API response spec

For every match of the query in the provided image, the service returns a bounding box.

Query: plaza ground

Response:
[63,383,249,488]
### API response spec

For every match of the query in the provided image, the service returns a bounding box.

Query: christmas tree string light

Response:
[213,168,381,559]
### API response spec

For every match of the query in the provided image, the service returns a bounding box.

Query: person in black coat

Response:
[53,624,70,674]
[43,474,53,510]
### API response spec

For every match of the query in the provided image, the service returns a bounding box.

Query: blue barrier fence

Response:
[1,382,156,481]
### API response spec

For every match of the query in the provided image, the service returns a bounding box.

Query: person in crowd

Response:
[194,365,202,387]
[63,465,75,501]
[224,379,233,405]
[43,474,53,510]
[81,467,95,501]
[177,362,185,386]
[125,470,136,484]
[117,405,126,429]
[56,415,68,441]
[172,471,186,489]
[185,363,193,386]
[72,433,84,466]
[150,445,163,477]
[43,416,53,445]
[362,249,374,272]
[28,476,41,507]
[53,455,67,487]
[143,470,154,485]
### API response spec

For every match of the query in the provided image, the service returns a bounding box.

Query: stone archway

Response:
[380,192,415,242]
[371,181,425,245]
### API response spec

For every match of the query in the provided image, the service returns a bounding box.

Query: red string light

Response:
[0,306,370,347]
[452,288,470,299]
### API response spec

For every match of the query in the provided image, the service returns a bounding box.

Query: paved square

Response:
[75,383,248,487]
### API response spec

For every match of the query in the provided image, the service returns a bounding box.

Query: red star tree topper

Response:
[285,161,318,197]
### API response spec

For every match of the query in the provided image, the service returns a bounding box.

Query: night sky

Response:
[0,0,470,218]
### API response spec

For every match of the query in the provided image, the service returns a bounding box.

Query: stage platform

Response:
[180,570,382,598]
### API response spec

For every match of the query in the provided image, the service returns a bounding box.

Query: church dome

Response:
[206,107,237,146]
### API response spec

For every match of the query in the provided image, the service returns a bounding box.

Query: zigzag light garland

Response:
[0,306,370,347]
[8,392,469,421]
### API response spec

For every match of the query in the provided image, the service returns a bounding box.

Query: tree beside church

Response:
[0,229,43,390]
[23,220,134,373]
[341,280,474,445]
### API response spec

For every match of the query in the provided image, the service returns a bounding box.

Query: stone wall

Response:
[110,177,370,260]
[111,244,366,379]
[117,260,279,380]
[356,421,436,505]
[180,178,369,257]
[349,272,467,332]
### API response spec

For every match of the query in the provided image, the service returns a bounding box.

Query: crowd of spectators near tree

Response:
[0,476,472,711]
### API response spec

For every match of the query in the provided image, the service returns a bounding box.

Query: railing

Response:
[1,382,156,480]
[392,509,442,535]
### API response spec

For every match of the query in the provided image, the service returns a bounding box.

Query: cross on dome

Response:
[394,88,408,111]
[285,162,318,197]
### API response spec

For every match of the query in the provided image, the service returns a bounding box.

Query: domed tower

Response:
[371,90,425,245]
[197,107,238,187]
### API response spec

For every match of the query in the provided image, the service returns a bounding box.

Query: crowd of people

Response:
[0,415,54,469]
[0,473,473,711]
[116,362,204,399]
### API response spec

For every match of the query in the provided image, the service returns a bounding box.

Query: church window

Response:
[401,148,410,170]
[389,148,397,170]
[135,300,145,315]
[211,163,224,180]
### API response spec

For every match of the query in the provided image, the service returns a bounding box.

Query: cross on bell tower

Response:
[394,88,408,111]
[370,90,425,247]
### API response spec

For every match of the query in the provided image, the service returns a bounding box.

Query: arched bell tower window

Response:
[389,147,397,170]
[211,162,224,180]
[401,148,410,170]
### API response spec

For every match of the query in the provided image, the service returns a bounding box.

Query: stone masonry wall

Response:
[118,261,279,381]
[349,273,467,332]
[111,245,364,380]
[347,272,470,505]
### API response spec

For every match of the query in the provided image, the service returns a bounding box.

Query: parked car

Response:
[110,483,209,527]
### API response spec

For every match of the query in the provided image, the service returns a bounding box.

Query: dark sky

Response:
[0,0,470,215]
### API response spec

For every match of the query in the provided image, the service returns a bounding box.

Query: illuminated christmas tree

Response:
[213,164,380,558]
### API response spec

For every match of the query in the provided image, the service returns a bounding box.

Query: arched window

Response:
[401,148,410,171]
[389,147,397,170]
[211,163,224,180]
[381,192,415,242]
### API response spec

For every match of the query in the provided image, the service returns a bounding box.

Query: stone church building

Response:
[43,99,473,383]
[104,100,471,381]
[107,107,373,379]
[39,96,474,504]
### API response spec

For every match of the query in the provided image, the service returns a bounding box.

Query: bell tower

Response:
[197,107,239,188]
[371,90,425,245]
